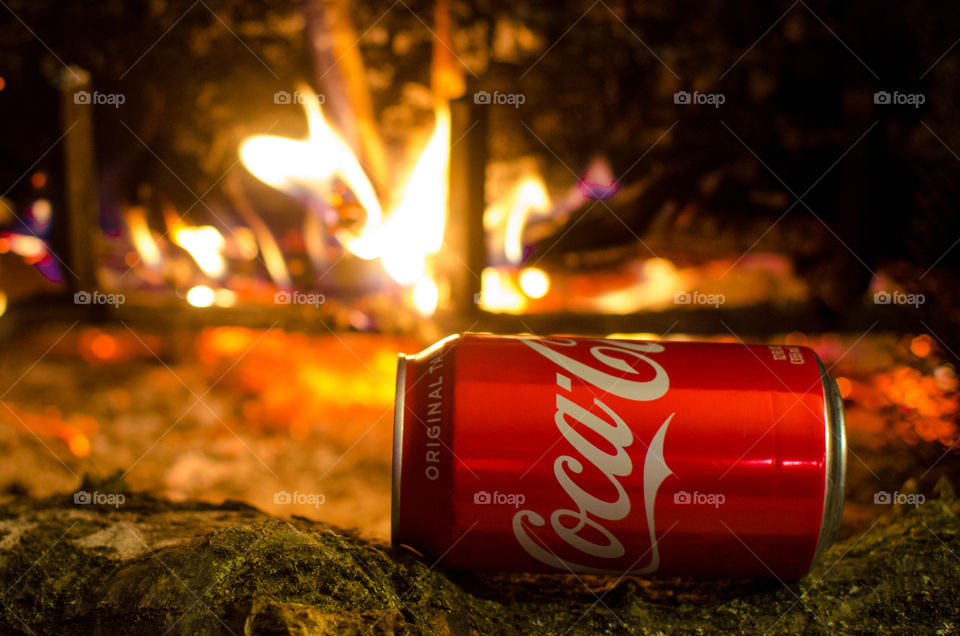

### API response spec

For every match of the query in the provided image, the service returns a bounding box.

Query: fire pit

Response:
[1,0,959,633]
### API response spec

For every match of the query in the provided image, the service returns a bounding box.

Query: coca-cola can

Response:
[392,333,846,579]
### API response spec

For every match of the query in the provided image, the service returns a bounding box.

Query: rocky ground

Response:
[1,473,958,635]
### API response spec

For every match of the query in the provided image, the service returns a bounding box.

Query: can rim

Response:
[391,354,408,548]
[812,358,847,568]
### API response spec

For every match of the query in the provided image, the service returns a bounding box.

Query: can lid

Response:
[812,359,847,567]
[391,354,408,548]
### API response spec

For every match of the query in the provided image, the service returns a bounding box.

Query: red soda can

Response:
[392,333,845,579]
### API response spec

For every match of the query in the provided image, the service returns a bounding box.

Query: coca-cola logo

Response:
[512,338,674,574]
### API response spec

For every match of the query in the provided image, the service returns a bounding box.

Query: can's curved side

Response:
[391,355,408,549]
[811,358,847,568]
[391,333,461,551]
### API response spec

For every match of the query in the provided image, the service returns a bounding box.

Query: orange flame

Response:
[124,207,162,270]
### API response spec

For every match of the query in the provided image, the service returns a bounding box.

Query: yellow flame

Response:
[186,284,216,307]
[124,207,162,269]
[173,226,226,278]
[503,176,550,264]
[214,288,237,307]
[231,227,259,260]
[412,276,439,316]
[240,88,451,312]
[355,104,450,284]
[479,267,527,313]
[592,258,682,313]
[1,233,46,260]
[474,171,554,309]
[240,87,382,255]
[519,267,550,298]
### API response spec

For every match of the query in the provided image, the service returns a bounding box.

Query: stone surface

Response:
[1,475,958,634]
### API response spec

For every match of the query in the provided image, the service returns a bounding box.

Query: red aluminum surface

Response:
[393,333,841,578]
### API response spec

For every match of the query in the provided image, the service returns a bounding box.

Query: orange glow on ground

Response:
[69,434,91,457]
[910,334,933,358]
[89,334,118,360]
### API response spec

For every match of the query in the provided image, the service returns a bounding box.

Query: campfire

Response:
[0,0,858,327]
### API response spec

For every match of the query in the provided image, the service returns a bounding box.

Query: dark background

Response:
[1,0,958,318]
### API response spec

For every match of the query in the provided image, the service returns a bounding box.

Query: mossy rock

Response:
[1,480,958,634]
